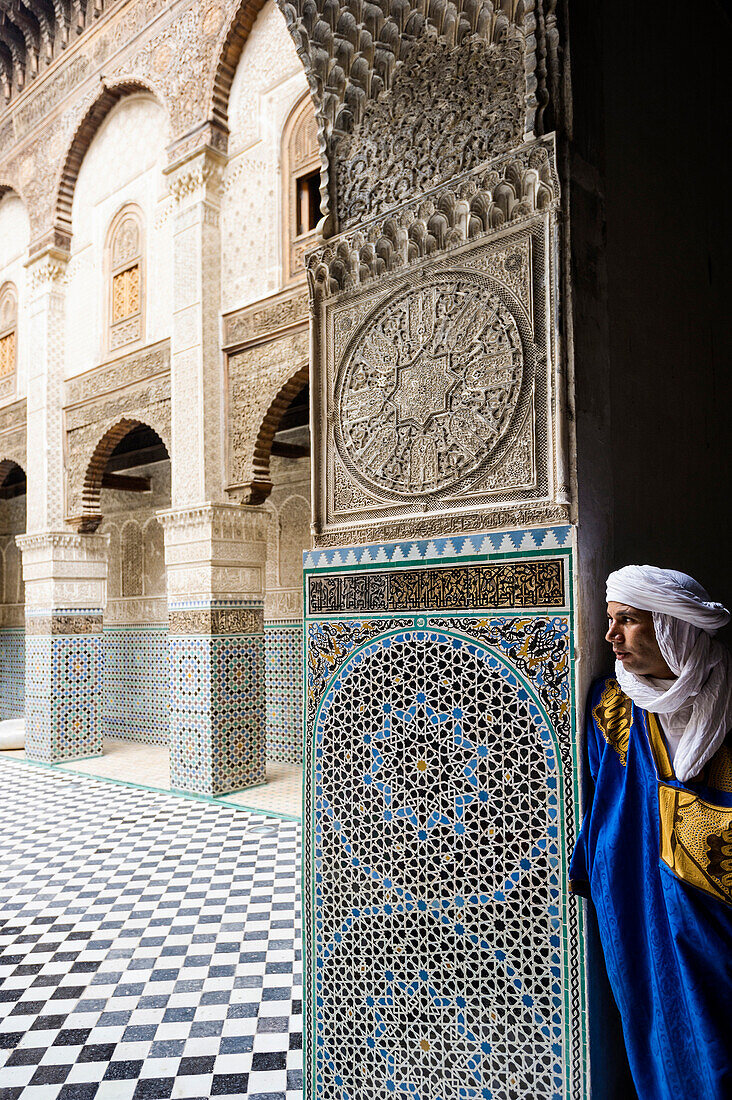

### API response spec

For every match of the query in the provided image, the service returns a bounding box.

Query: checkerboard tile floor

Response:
[0,760,302,1100]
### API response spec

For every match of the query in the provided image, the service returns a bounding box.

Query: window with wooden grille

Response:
[107,207,144,352]
[283,95,321,284]
[0,284,17,396]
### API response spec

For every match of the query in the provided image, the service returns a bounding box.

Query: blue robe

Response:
[570,677,732,1100]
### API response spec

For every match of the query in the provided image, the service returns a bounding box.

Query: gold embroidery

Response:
[646,713,673,780]
[703,742,732,794]
[658,784,732,907]
[592,679,633,767]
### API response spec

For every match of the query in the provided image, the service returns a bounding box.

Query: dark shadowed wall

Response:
[572,0,732,614]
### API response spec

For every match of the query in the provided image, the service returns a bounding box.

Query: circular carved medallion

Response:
[334,274,525,498]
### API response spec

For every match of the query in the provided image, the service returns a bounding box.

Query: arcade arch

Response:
[0,459,25,720]
[65,90,171,379]
[95,422,171,748]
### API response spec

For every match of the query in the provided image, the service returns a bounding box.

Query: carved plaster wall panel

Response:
[312,204,566,545]
[222,284,309,351]
[226,326,309,494]
[334,34,526,230]
[63,341,171,520]
[0,0,234,241]
[0,398,27,475]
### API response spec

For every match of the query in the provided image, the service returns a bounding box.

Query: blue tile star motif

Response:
[364,694,484,836]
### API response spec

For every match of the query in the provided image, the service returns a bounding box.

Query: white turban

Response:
[606,565,732,782]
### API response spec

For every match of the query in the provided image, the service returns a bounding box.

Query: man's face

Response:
[605,602,674,678]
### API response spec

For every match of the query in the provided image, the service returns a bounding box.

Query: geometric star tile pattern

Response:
[264,626,303,765]
[303,533,585,1100]
[0,760,302,1099]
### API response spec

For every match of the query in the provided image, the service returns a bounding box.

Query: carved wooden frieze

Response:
[311,155,567,544]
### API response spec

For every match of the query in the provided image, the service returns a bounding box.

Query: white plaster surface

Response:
[221,0,309,311]
[0,193,31,401]
[66,94,172,378]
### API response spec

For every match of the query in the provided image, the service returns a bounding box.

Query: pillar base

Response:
[169,604,266,796]
[18,532,108,764]
[25,612,104,763]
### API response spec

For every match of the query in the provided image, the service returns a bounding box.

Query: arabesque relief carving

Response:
[335,274,525,499]
[0,399,27,476]
[222,285,309,350]
[64,343,171,521]
[334,34,525,229]
[309,137,556,296]
[227,328,309,495]
[311,145,568,544]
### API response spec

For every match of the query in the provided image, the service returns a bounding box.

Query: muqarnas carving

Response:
[334,34,526,228]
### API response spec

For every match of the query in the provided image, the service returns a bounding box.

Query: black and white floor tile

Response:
[0,760,302,1100]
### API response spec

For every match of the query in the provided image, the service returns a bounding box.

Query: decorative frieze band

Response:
[26,612,104,635]
[307,558,566,615]
[308,136,558,297]
[64,340,170,410]
[0,398,27,435]
[313,503,572,547]
[168,607,264,635]
[222,285,309,351]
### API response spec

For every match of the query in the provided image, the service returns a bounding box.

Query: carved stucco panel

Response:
[333,272,527,499]
[334,34,526,229]
[170,347,202,506]
[0,426,27,474]
[64,342,170,407]
[313,216,562,543]
[65,384,171,519]
[222,285,309,349]
[0,0,233,240]
[227,327,309,489]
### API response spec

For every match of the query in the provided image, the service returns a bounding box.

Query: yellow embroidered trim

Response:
[658,784,732,907]
[646,713,673,781]
[703,742,732,794]
[592,679,633,767]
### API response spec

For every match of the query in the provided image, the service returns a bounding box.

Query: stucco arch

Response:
[208,0,269,137]
[244,361,309,505]
[0,182,27,207]
[77,417,171,532]
[0,458,25,487]
[55,79,168,242]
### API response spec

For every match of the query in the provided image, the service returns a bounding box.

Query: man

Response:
[570,565,732,1099]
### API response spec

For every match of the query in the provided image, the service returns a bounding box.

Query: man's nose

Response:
[606,621,621,642]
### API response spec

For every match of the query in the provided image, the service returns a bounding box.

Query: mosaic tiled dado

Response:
[169,629,266,797]
[0,628,24,720]
[265,622,304,765]
[25,632,103,763]
[303,527,587,1100]
[103,626,169,746]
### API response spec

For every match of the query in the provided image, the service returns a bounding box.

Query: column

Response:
[18,532,108,763]
[18,247,110,762]
[24,246,67,533]
[165,143,226,508]
[159,503,269,797]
